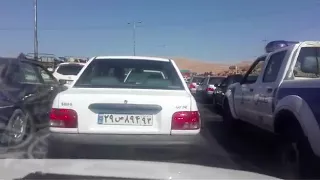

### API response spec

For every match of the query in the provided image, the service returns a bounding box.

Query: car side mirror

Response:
[59,79,67,85]
[301,57,319,74]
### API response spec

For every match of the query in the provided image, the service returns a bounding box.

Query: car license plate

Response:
[97,114,153,126]
[66,80,73,84]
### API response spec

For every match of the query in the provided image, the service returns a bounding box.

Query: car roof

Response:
[0,57,44,66]
[58,62,86,66]
[93,56,170,62]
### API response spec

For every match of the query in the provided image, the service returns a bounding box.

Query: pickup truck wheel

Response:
[222,101,239,129]
[278,123,320,179]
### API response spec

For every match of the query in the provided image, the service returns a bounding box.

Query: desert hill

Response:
[171,57,252,74]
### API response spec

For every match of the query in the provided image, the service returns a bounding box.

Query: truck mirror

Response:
[300,57,319,74]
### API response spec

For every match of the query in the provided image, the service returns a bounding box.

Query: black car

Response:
[213,74,243,111]
[0,57,65,147]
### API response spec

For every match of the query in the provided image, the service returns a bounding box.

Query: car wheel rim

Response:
[1,112,28,146]
[11,115,26,140]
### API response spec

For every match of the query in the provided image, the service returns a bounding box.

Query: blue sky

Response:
[0,0,319,63]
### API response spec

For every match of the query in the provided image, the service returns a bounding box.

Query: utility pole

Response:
[128,21,142,56]
[34,0,38,61]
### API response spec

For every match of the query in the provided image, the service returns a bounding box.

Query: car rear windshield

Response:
[209,77,224,84]
[232,75,243,82]
[191,77,204,83]
[56,64,84,75]
[74,59,184,90]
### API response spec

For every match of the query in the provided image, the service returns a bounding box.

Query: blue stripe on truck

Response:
[277,88,320,127]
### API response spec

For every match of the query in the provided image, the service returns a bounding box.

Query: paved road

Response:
[0,103,284,178]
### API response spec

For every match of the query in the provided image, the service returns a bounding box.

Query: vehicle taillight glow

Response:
[171,111,200,130]
[49,108,78,128]
[206,87,214,91]
[189,83,196,89]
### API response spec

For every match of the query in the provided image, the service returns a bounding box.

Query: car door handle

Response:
[250,88,254,92]
[267,88,273,93]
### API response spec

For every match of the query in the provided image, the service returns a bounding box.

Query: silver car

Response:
[196,76,225,103]
[187,76,205,94]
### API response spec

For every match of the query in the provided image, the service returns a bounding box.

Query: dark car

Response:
[195,76,225,103]
[213,74,243,111]
[0,57,65,147]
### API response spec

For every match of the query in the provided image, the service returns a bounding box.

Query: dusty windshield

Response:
[1,1,320,180]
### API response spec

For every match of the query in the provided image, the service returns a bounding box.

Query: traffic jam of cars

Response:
[0,40,320,177]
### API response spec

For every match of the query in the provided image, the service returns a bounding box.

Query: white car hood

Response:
[0,159,279,179]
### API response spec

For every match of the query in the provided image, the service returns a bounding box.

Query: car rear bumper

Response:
[48,132,205,146]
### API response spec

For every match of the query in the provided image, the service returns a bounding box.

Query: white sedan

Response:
[52,62,85,87]
[47,56,202,156]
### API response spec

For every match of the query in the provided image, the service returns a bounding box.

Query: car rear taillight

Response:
[206,87,214,91]
[49,108,78,128]
[171,111,200,130]
[189,83,196,89]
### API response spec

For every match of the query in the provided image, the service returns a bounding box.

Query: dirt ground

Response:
[172,57,252,74]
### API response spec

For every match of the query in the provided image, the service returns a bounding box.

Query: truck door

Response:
[236,57,266,123]
[255,50,287,130]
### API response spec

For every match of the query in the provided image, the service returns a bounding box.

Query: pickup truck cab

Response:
[224,40,320,178]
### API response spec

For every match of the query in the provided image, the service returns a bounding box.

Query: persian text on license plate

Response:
[97,114,153,126]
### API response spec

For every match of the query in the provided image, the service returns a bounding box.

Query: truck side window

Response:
[263,50,287,82]
[241,56,266,84]
[294,47,320,78]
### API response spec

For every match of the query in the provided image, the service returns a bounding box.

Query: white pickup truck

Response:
[224,40,320,178]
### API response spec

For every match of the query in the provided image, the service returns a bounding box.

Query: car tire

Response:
[0,108,35,149]
[277,122,320,179]
[222,100,239,130]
